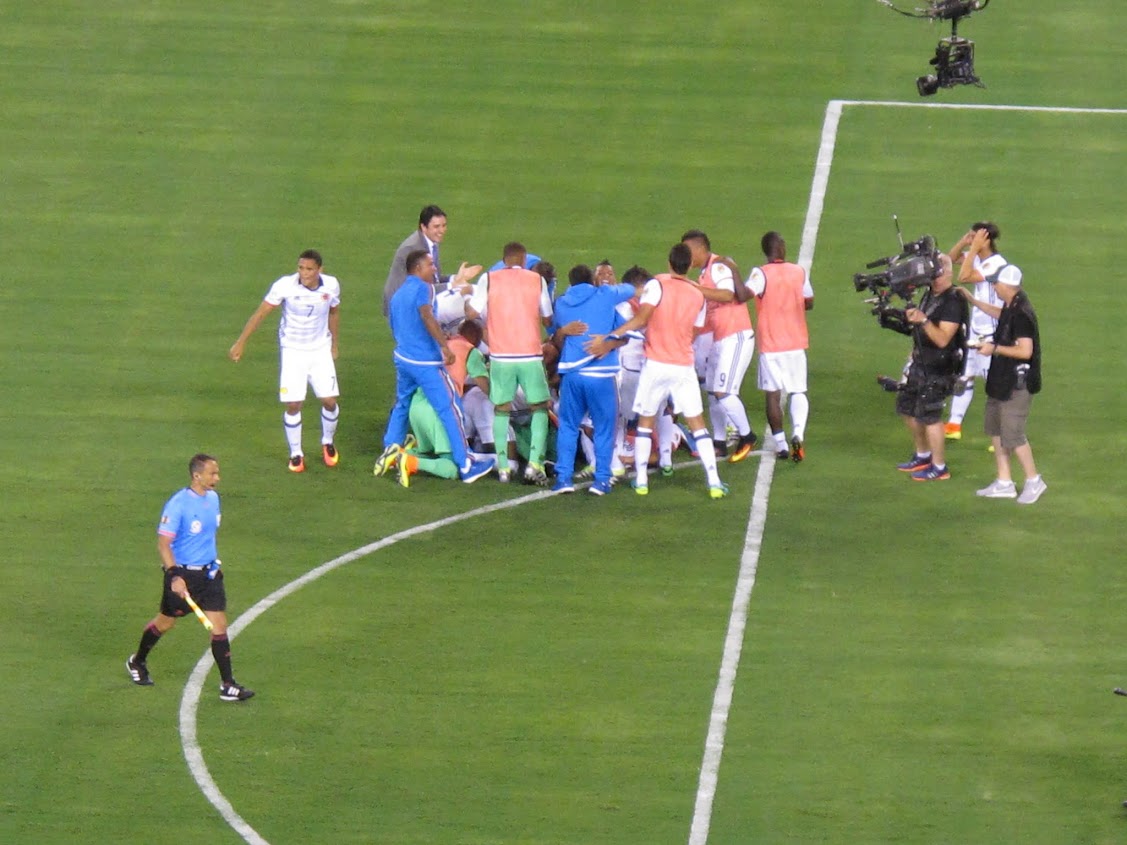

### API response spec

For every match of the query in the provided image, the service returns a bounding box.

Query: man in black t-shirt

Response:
[895,254,969,481]
[963,264,1046,504]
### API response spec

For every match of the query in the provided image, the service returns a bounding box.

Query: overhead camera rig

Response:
[877,0,991,96]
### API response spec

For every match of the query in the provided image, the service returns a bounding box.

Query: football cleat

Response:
[944,422,962,441]
[288,454,305,473]
[219,681,255,702]
[126,654,153,686]
[729,432,758,463]
[372,444,400,477]
[790,436,805,463]
[709,483,730,500]
[776,448,790,460]
[322,443,340,466]
[632,480,649,496]
[588,480,612,496]
[523,462,548,486]
[552,479,575,494]
[397,454,412,488]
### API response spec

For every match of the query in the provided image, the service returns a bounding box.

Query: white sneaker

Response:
[1016,476,1047,505]
[976,479,1017,499]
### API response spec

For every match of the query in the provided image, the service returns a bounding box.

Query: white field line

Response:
[179,486,558,845]
[685,95,1127,845]
[181,97,1127,845]
[687,449,780,845]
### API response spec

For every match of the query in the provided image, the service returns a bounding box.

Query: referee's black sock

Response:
[211,634,234,685]
[136,623,162,662]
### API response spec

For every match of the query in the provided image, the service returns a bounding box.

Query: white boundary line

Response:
[687,451,779,845]
[684,96,1127,845]
[180,97,1127,845]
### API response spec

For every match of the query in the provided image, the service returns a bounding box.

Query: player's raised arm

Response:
[229,300,276,361]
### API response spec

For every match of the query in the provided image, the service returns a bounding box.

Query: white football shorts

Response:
[633,360,704,419]
[757,349,808,394]
[279,345,339,402]
[692,331,713,382]
[705,329,755,394]
[616,368,641,421]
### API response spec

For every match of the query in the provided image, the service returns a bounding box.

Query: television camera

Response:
[853,223,944,334]
[877,0,991,95]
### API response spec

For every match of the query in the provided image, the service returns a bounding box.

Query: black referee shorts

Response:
[160,567,227,617]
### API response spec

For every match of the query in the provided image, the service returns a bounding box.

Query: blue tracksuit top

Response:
[551,282,636,376]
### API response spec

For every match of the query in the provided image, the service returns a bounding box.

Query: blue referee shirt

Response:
[158,488,220,566]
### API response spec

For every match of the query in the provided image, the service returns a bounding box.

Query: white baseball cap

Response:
[994,264,1022,287]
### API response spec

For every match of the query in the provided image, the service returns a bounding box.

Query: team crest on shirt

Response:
[160,516,169,525]
[321,293,330,301]
[190,520,203,534]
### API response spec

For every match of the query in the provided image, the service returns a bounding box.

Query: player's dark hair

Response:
[621,265,651,286]
[668,243,692,274]
[457,319,483,346]
[568,264,594,286]
[189,453,216,477]
[418,204,446,227]
[533,260,555,282]
[503,242,527,263]
[971,221,1000,249]
[405,248,430,274]
[596,258,612,268]
[680,229,711,250]
[299,249,323,267]
[761,231,785,259]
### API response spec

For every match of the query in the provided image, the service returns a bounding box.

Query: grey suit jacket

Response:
[382,230,450,316]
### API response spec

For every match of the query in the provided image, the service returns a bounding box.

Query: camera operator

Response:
[895,253,969,481]
[963,265,1046,504]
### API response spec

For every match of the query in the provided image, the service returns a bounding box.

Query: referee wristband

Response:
[164,566,185,578]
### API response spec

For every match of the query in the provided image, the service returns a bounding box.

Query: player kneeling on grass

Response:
[379,389,497,487]
[126,454,254,702]
[229,249,342,473]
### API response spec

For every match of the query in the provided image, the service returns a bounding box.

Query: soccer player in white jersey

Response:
[229,249,342,472]
[944,222,1005,441]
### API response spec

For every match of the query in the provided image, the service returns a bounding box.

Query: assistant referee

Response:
[126,454,254,702]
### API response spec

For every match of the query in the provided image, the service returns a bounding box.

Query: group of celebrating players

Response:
[226,209,815,499]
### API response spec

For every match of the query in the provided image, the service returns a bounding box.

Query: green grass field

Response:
[3,2,1126,843]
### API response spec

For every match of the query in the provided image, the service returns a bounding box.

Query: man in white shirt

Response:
[944,222,1005,440]
[229,249,342,472]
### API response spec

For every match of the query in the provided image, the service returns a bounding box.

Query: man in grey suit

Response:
[382,204,481,317]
